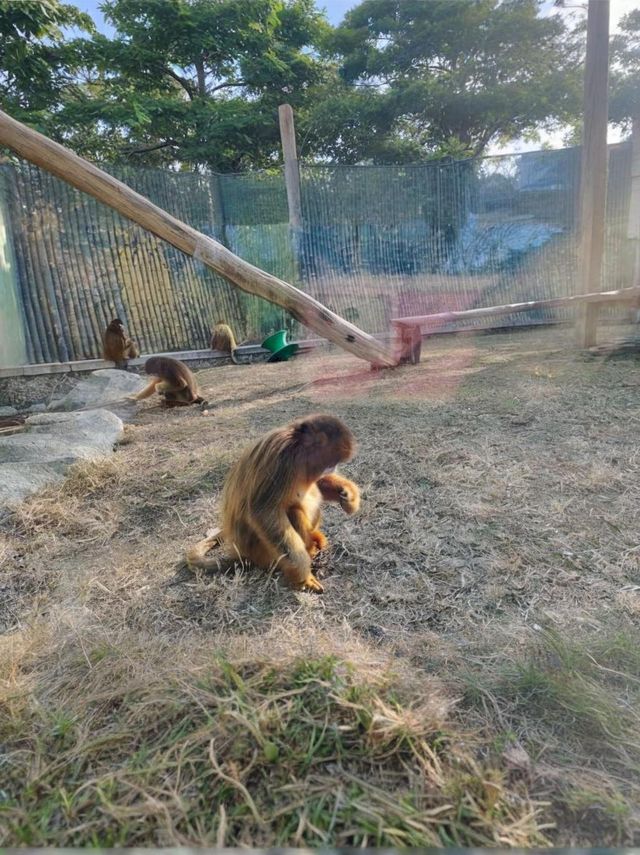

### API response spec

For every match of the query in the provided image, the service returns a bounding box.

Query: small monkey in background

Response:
[211,321,239,364]
[187,414,360,593]
[130,356,205,407]
[103,318,139,369]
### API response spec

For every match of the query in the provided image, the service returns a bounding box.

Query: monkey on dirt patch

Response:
[211,321,240,364]
[186,414,360,593]
[103,318,139,369]
[130,356,205,407]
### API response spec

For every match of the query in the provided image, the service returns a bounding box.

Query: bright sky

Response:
[73,0,356,31]
[73,0,638,33]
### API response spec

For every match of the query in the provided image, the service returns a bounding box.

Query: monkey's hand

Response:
[302,573,324,593]
[276,524,324,592]
[308,529,328,557]
[338,484,360,515]
[317,474,360,515]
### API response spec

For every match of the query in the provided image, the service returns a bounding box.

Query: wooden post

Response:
[576,0,610,347]
[278,104,303,231]
[0,109,396,368]
[278,103,303,288]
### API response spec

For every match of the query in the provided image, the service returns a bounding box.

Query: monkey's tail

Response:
[231,349,240,365]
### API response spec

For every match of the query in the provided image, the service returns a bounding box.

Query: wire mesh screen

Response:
[0,164,290,363]
[0,143,634,365]
[299,145,633,334]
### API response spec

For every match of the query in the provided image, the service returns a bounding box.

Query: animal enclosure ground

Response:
[1,327,640,846]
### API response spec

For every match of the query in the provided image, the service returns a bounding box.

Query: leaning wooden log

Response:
[0,109,396,368]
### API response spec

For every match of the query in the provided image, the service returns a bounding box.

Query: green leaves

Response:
[0,0,635,170]
[0,0,331,169]
[0,0,93,119]
[309,0,584,162]
[610,9,640,126]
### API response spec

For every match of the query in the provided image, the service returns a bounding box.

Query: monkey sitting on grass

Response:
[186,414,360,592]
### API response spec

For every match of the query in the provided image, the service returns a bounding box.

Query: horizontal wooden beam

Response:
[0,109,396,368]
[391,287,640,329]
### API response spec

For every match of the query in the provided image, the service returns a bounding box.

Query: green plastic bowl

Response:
[262,329,289,353]
[267,342,299,363]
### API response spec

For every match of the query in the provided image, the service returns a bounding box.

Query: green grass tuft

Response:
[1,649,546,847]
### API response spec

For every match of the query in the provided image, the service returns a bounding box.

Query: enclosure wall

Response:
[0,144,634,365]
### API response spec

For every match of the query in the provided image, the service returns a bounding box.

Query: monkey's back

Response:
[211,324,237,353]
[103,329,126,361]
[147,357,200,399]
[220,434,299,568]
[220,467,261,567]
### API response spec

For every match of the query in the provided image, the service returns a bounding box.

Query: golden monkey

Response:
[211,322,240,364]
[186,414,360,592]
[103,318,139,369]
[131,356,205,407]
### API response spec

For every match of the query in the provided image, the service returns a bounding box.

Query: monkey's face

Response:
[294,415,355,481]
[108,319,124,332]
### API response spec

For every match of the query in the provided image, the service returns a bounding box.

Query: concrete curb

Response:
[0,339,325,379]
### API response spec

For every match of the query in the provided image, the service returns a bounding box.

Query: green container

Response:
[261,329,299,362]
[262,329,289,353]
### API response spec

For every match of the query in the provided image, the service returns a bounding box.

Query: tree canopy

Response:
[44,0,332,169]
[0,0,93,125]
[306,0,583,162]
[0,0,638,170]
[610,9,640,128]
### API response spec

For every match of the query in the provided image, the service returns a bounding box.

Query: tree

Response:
[308,0,583,163]
[0,0,93,128]
[55,0,332,170]
[610,9,640,127]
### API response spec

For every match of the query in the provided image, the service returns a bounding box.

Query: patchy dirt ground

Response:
[2,327,640,846]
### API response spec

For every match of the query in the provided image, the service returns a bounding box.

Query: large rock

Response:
[48,369,146,415]
[0,409,124,508]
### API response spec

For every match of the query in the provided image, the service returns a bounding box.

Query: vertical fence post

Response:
[278,104,303,282]
[576,0,610,347]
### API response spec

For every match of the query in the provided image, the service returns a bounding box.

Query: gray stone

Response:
[48,369,145,413]
[0,409,124,507]
[0,406,18,417]
[0,463,68,506]
[27,402,47,414]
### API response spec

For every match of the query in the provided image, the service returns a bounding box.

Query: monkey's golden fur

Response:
[186,414,360,592]
[132,356,204,406]
[103,318,139,368]
[211,322,239,364]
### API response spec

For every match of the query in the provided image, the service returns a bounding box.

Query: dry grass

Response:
[1,326,640,845]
